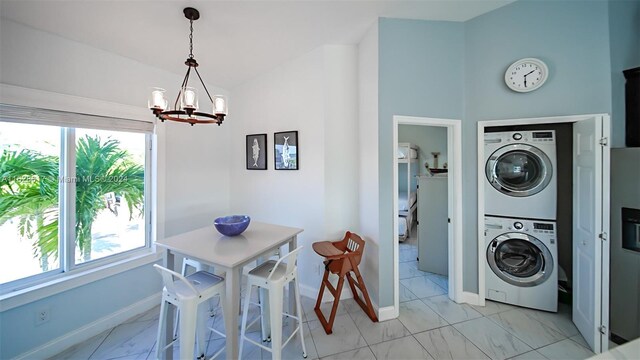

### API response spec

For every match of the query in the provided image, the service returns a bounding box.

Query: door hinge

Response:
[599,137,608,146]
[448,218,451,223]
[598,325,607,335]
[599,232,608,241]
[417,220,420,225]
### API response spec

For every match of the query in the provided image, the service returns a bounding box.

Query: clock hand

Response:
[523,70,535,88]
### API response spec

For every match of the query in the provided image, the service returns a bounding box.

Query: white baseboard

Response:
[299,283,353,303]
[377,305,397,321]
[16,292,161,360]
[461,291,482,306]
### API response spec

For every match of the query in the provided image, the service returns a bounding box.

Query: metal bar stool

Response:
[154,264,226,360]
[313,231,378,334]
[239,247,307,359]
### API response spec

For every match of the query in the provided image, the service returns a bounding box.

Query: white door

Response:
[573,114,610,353]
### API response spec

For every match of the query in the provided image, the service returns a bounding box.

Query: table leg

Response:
[289,236,298,315]
[163,250,175,360]
[224,266,241,360]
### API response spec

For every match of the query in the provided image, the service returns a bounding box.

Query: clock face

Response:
[505,58,548,92]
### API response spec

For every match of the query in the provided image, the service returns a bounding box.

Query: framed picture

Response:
[246,134,267,170]
[274,131,298,170]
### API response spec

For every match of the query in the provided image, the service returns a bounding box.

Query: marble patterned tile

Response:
[275,321,318,360]
[349,310,410,345]
[470,300,519,316]
[341,298,367,315]
[519,308,579,338]
[398,299,448,334]
[488,310,566,349]
[400,276,446,298]
[49,330,110,360]
[301,295,346,324]
[536,339,595,360]
[307,314,367,358]
[422,295,483,324]
[569,334,589,349]
[508,350,548,359]
[109,351,152,359]
[368,336,434,360]
[413,325,490,360]
[399,283,418,303]
[399,244,418,263]
[90,319,157,359]
[453,317,532,360]
[425,273,449,292]
[399,261,425,279]
[320,347,376,360]
[208,330,265,360]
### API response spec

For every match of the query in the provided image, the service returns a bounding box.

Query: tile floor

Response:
[49,238,602,360]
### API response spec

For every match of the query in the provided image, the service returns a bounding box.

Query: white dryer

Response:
[485,130,557,221]
[485,216,558,312]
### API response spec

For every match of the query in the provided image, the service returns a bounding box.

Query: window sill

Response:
[0,250,162,312]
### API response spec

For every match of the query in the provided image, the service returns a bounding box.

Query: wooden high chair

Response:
[313,231,378,334]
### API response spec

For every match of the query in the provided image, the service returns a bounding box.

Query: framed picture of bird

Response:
[246,134,267,170]
[274,131,298,170]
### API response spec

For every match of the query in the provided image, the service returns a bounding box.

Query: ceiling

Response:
[0,0,513,90]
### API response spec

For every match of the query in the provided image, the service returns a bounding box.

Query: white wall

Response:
[358,22,381,304]
[228,45,360,293]
[0,19,230,358]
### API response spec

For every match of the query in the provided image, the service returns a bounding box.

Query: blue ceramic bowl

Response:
[214,215,251,236]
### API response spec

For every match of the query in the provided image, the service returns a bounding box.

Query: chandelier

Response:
[148,7,227,126]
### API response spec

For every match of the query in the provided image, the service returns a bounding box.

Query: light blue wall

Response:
[609,0,640,148]
[378,0,615,303]
[463,0,612,292]
[0,264,160,358]
[379,18,465,306]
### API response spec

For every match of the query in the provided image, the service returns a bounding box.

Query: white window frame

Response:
[0,84,160,311]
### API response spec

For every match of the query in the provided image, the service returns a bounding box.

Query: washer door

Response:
[486,144,552,197]
[487,232,553,287]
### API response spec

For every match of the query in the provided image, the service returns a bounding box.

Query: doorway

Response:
[392,115,463,317]
[477,114,611,353]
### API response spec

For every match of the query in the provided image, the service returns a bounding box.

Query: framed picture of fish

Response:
[274,131,298,170]
[246,134,267,170]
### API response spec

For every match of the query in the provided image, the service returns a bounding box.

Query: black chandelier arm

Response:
[193,66,214,103]
[174,66,193,110]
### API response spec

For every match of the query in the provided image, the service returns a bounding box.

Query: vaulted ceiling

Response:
[0,1,513,89]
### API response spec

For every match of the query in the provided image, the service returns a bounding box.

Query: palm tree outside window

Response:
[0,121,150,290]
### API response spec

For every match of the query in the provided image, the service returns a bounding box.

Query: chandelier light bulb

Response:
[181,87,198,110]
[148,88,167,110]
[213,95,228,115]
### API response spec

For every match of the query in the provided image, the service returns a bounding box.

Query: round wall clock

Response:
[504,58,549,92]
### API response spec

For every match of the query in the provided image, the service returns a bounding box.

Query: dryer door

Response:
[487,232,554,287]
[486,144,553,197]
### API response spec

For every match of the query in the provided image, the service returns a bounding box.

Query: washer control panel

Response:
[484,130,555,144]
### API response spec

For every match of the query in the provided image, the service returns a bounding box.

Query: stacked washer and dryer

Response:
[484,130,558,312]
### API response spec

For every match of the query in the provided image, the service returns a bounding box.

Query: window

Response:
[0,106,152,293]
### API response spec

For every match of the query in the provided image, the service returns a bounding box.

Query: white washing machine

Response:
[485,130,557,221]
[485,216,558,312]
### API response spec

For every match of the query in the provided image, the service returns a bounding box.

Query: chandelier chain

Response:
[189,18,194,59]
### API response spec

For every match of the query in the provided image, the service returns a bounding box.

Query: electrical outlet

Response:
[35,306,50,326]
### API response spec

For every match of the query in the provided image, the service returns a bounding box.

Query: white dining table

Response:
[156,221,303,360]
